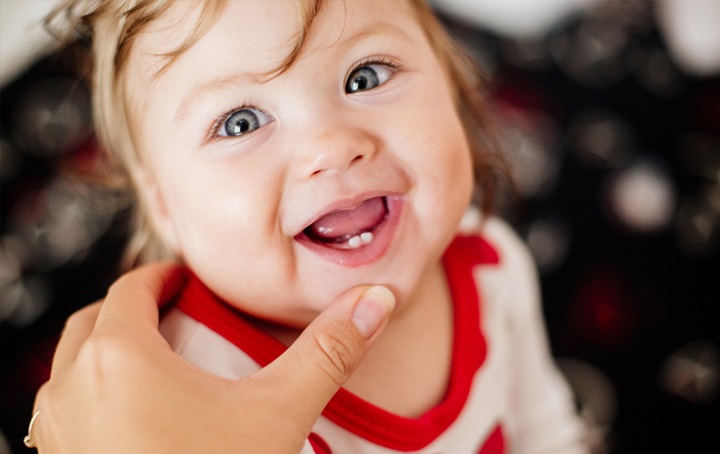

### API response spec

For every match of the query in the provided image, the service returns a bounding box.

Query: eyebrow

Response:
[172,22,413,123]
[333,22,413,53]
[173,72,263,124]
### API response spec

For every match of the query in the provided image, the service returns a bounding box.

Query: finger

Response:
[50,302,102,379]
[257,285,395,428]
[28,384,47,449]
[93,263,186,335]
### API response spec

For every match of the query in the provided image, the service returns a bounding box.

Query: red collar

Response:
[175,235,499,451]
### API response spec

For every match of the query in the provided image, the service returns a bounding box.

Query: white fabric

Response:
[160,216,587,453]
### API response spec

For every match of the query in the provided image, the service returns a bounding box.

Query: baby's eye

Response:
[218,108,273,137]
[345,63,395,94]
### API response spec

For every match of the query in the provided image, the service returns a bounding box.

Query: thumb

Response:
[257,285,395,430]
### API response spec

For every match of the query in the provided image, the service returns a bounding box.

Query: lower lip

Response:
[295,196,404,268]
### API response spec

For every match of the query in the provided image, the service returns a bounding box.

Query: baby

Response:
[50,0,587,452]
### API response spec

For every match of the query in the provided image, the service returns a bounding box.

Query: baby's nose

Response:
[292,125,377,179]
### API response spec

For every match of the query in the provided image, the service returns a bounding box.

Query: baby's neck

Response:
[343,260,454,417]
[260,260,454,418]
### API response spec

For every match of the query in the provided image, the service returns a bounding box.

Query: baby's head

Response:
[50,0,505,325]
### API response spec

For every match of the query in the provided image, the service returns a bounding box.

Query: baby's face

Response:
[128,0,473,326]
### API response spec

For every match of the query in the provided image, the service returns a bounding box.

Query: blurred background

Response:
[1,0,719,452]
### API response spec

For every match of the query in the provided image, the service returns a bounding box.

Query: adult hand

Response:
[29,263,395,453]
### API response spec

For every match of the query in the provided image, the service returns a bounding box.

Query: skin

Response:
[31,264,395,453]
[127,0,474,416]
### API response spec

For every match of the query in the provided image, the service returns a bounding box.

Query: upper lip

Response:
[293,190,394,238]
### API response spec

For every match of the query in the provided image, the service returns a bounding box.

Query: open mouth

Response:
[300,196,388,250]
[294,195,403,267]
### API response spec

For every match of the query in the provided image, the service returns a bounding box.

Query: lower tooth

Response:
[348,236,362,249]
[346,232,373,249]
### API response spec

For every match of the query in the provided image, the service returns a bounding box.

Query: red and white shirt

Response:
[160,216,587,453]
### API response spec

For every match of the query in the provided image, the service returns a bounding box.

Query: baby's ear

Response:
[134,167,182,255]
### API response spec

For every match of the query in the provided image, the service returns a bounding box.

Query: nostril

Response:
[306,150,367,178]
[311,155,362,177]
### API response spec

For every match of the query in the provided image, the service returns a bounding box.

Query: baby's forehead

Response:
[130,1,305,80]
[128,3,219,69]
[129,0,420,75]
[124,0,426,118]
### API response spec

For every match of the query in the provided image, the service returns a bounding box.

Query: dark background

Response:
[2,2,719,453]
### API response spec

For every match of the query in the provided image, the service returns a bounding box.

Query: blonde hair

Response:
[47,0,507,269]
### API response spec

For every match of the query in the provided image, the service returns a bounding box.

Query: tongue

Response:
[307,197,387,243]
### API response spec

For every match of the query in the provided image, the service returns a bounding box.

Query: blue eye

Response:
[345,63,395,94]
[219,107,272,137]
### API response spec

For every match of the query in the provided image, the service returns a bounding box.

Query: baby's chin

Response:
[210,262,414,330]
[240,282,402,331]
[221,289,341,330]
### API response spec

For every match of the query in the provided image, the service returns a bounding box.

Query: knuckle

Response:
[63,305,96,331]
[75,335,130,384]
[312,329,360,386]
[107,274,129,296]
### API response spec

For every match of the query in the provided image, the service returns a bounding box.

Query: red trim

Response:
[309,433,332,454]
[477,425,505,454]
[175,235,499,451]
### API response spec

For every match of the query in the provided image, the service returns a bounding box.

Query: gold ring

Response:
[23,410,40,448]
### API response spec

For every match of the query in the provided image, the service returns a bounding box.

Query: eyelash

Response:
[348,56,402,79]
[206,57,402,140]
